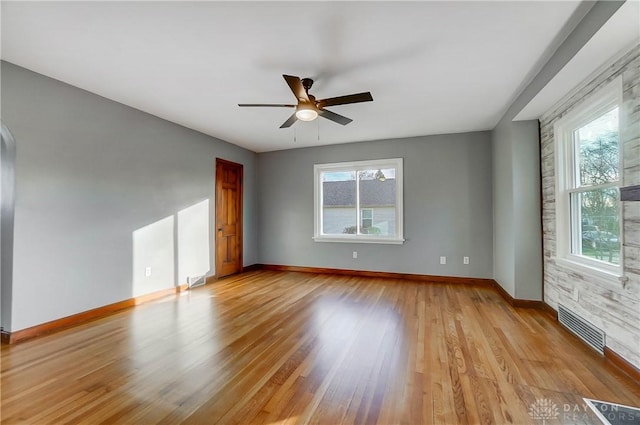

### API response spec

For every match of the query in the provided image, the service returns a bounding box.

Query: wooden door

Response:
[215,158,243,278]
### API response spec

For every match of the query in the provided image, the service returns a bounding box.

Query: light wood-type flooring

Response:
[1,270,639,424]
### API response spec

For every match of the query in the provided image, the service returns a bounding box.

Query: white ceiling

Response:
[0,1,586,152]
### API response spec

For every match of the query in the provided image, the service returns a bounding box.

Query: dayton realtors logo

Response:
[529,397,640,424]
[529,399,560,424]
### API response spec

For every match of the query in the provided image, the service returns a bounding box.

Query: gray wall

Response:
[512,122,543,300]
[491,121,515,296]
[1,123,16,331]
[1,62,258,332]
[258,132,493,278]
[491,118,542,300]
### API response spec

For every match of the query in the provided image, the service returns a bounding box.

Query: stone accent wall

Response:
[540,45,640,369]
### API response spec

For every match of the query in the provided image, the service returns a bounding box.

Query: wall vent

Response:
[558,304,605,354]
[187,275,206,289]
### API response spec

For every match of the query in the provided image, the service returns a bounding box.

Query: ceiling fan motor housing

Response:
[301,78,314,92]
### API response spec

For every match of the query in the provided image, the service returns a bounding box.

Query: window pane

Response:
[576,108,619,187]
[361,209,373,229]
[322,171,356,235]
[358,169,396,236]
[571,188,620,265]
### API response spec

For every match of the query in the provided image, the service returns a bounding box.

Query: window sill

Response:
[553,256,626,286]
[313,236,405,245]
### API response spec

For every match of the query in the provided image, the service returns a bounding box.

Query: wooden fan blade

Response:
[280,112,298,128]
[238,104,296,107]
[283,75,309,102]
[317,92,373,108]
[318,108,353,126]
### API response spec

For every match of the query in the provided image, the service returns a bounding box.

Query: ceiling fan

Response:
[238,75,373,128]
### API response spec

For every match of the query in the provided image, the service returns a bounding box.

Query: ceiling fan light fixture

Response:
[295,104,318,122]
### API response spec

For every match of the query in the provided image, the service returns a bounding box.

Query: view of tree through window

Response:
[573,107,620,264]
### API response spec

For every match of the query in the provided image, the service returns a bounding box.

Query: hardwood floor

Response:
[1,270,639,424]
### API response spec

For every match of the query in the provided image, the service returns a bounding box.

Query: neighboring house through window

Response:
[554,77,622,278]
[314,158,404,244]
[361,208,373,230]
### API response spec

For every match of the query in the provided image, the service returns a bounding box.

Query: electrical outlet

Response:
[353,251,358,259]
[145,267,152,277]
[440,256,446,265]
[463,256,470,265]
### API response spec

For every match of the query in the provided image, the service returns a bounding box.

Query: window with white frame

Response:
[554,77,622,276]
[361,208,374,230]
[313,158,404,244]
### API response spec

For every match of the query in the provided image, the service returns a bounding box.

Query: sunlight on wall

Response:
[132,215,175,297]
[132,199,212,299]
[177,199,210,284]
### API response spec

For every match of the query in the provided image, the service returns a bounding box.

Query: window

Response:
[555,77,622,278]
[361,208,373,230]
[313,158,404,244]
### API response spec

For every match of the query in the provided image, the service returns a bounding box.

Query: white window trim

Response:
[553,76,624,283]
[313,158,404,244]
